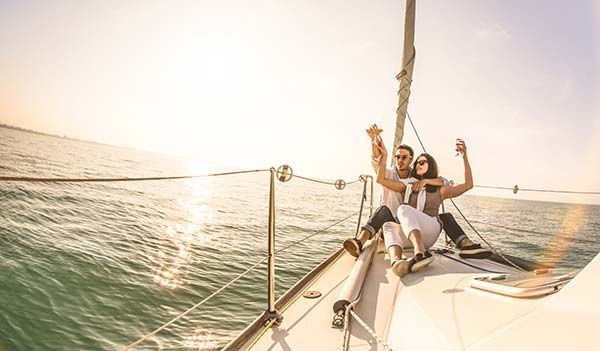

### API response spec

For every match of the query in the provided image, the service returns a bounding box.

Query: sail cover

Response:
[392,0,416,153]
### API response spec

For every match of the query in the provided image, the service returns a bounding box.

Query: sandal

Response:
[392,259,410,277]
[343,238,363,258]
[410,250,434,272]
[459,244,492,259]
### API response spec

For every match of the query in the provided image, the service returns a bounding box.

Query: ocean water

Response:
[1,127,599,351]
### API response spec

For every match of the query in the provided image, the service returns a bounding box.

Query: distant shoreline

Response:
[1,123,112,148]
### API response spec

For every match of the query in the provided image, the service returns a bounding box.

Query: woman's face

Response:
[414,156,429,176]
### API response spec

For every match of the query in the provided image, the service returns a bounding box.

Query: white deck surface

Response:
[239,245,597,350]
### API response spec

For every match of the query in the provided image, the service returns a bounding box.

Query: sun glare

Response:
[542,205,589,267]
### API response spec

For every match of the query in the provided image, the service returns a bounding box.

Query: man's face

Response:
[394,148,412,171]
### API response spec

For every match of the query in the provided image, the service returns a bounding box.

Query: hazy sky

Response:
[1,0,599,204]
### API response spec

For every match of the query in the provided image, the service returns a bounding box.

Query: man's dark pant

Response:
[361,206,397,238]
[361,206,467,247]
[439,212,467,247]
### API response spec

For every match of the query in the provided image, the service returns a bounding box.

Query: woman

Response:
[376,139,473,277]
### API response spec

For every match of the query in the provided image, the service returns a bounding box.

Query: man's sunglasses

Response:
[394,155,412,160]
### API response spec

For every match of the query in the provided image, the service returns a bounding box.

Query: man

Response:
[342,124,491,259]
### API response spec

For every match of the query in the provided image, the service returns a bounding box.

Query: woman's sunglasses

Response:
[415,159,428,166]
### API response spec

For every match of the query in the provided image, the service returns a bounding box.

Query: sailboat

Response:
[219,1,600,350]
[5,2,595,350]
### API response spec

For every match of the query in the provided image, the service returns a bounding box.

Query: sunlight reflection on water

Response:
[152,160,214,291]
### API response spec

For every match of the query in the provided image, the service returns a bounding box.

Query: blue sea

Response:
[1,126,599,351]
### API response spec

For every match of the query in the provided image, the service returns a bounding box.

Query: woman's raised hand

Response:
[455,138,467,157]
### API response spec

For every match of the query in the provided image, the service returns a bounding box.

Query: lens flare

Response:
[541,205,588,267]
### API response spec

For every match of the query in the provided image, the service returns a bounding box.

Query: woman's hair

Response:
[410,153,439,192]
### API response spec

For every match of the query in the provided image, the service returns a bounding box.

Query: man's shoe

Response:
[410,250,434,272]
[459,244,492,259]
[343,238,362,258]
[392,259,410,277]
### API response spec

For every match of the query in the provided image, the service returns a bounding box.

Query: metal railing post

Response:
[265,167,282,325]
[369,175,374,216]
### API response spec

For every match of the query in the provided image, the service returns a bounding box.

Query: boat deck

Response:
[236,239,577,350]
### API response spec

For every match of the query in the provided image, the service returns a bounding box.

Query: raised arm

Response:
[375,143,407,193]
[367,124,384,173]
[441,139,473,200]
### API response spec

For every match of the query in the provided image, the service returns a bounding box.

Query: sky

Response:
[1,0,599,204]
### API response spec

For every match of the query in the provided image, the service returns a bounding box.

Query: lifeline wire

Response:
[119,257,268,351]
[294,174,361,186]
[276,209,369,255]
[475,184,600,195]
[121,208,365,350]
[0,169,269,183]
[406,111,599,195]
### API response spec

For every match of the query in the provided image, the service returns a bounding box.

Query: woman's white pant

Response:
[383,205,441,250]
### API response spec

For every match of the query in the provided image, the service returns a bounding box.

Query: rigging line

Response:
[276,208,369,255]
[475,185,600,195]
[348,310,394,351]
[119,257,268,351]
[452,217,551,237]
[405,110,524,271]
[408,114,597,196]
[452,217,597,245]
[434,250,509,274]
[449,199,524,271]
[123,208,369,350]
[294,174,361,186]
[407,114,600,196]
[0,169,269,183]
[406,111,427,153]
[455,217,552,237]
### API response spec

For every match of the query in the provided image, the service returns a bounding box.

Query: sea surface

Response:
[1,127,599,351]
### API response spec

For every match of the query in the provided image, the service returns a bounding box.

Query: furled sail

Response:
[392,0,416,153]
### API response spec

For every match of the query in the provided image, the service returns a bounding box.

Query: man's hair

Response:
[396,144,414,157]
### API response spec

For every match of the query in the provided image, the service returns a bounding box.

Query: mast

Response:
[392,0,416,155]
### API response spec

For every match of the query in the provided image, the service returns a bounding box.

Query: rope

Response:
[406,111,427,154]
[0,169,269,183]
[405,112,524,271]
[119,257,268,351]
[276,208,369,255]
[449,199,524,271]
[121,208,365,350]
[348,309,394,351]
[294,174,361,186]
[406,112,599,196]
[454,218,551,237]
[433,250,508,274]
[475,185,600,195]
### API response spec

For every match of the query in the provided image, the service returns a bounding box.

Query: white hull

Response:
[226,241,598,350]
